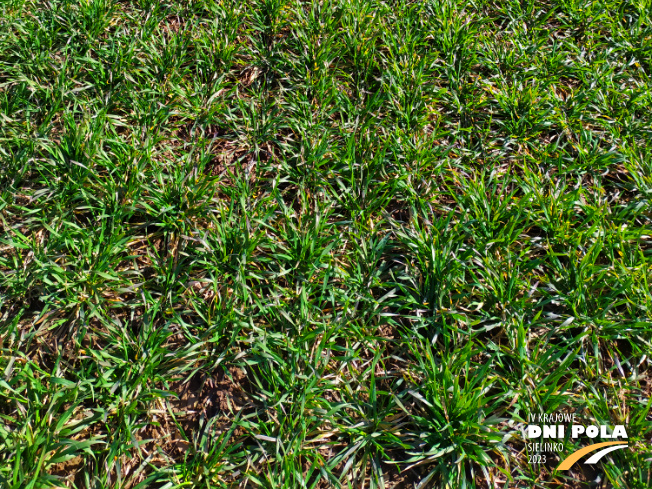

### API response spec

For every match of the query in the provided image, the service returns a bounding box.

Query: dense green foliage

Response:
[1,0,652,487]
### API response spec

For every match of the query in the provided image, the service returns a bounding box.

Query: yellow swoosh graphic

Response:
[557,441,627,471]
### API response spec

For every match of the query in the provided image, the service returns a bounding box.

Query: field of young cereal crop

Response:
[1,0,651,487]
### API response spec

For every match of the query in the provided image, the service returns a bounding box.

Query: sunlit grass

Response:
[1,0,651,487]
